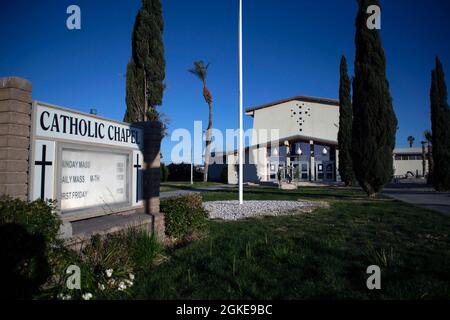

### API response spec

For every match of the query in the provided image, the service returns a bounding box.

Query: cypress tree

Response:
[352,0,398,197]
[125,0,165,122]
[430,57,450,191]
[124,59,145,122]
[338,56,354,186]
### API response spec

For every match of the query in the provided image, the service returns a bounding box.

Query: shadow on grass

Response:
[201,186,372,202]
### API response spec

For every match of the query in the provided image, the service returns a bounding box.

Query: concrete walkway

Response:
[160,184,234,199]
[384,184,450,217]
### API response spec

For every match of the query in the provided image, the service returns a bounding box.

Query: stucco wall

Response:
[393,159,428,177]
[225,149,262,184]
[252,100,339,144]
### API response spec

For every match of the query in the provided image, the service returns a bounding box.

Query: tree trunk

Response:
[427,144,434,185]
[422,144,426,177]
[203,102,213,182]
[363,182,378,198]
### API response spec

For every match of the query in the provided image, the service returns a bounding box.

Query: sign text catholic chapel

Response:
[30,102,144,221]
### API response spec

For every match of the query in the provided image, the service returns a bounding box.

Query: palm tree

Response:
[407,135,415,148]
[424,130,433,184]
[189,61,213,182]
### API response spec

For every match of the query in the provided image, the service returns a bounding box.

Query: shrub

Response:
[0,197,164,300]
[0,196,62,299]
[161,193,208,240]
[161,163,169,182]
[51,228,163,300]
[220,166,228,183]
[0,196,61,244]
[167,163,202,181]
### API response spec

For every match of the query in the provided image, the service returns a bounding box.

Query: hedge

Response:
[161,193,207,240]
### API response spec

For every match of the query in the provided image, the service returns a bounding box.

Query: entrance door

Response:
[300,162,309,181]
[292,161,309,181]
[316,162,335,182]
[324,162,335,181]
[268,163,278,181]
[316,162,325,181]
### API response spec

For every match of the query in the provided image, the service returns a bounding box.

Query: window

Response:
[396,154,423,161]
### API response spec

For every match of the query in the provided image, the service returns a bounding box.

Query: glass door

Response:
[316,162,324,181]
[324,162,335,181]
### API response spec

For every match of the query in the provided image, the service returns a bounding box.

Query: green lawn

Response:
[131,187,450,299]
[160,181,224,192]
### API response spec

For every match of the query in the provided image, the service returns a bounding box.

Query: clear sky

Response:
[1,0,450,163]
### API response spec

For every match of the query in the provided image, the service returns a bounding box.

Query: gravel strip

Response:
[203,200,319,221]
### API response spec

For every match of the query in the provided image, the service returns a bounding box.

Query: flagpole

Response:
[238,0,244,205]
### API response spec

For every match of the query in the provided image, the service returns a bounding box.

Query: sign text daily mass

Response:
[39,110,140,145]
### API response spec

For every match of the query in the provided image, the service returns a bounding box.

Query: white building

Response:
[393,148,429,179]
[209,95,429,184]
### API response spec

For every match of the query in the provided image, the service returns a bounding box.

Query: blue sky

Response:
[1,0,449,163]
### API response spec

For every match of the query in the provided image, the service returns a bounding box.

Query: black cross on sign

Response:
[35,145,52,200]
[134,154,142,203]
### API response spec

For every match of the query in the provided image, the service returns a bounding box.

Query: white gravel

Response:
[203,200,317,221]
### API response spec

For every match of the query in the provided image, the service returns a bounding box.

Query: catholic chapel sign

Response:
[30,102,144,221]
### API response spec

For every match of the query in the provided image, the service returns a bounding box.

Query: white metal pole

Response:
[238,0,244,204]
[191,141,194,185]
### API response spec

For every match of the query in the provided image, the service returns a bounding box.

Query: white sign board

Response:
[60,149,129,211]
[30,102,144,221]
[35,103,142,149]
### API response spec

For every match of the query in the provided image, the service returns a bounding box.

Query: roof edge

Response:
[246,95,339,114]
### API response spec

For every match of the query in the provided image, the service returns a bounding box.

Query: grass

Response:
[201,185,365,202]
[160,185,179,192]
[128,186,450,300]
[161,181,224,192]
